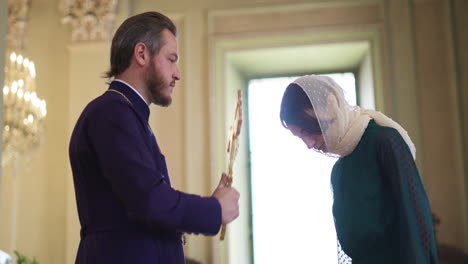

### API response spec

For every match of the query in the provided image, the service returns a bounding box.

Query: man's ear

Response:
[134,42,149,67]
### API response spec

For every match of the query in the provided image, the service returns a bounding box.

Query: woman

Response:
[280,75,438,263]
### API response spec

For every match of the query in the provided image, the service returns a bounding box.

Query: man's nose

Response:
[173,66,181,81]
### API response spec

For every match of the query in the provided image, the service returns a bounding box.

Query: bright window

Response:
[248,73,356,264]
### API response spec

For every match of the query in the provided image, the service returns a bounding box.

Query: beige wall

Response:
[0,0,466,263]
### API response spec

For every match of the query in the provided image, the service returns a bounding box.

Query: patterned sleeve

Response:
[376,127,438,264]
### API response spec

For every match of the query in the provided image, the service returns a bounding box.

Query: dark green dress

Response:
[332,120,438,264]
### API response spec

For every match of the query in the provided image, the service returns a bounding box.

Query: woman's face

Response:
[287,124,326,151]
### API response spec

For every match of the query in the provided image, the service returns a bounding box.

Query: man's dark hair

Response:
[104,11,177,79]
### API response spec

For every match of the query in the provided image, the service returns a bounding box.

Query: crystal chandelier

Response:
[3,0,47,164]
[3,51,46,162]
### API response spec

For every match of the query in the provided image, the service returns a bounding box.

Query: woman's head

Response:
[280,75,349,154]
[280,83,323,134]
[280,82,327,151]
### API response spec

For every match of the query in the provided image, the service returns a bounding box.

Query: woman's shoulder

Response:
[363,120,413,161]
[348,120,407,160]
[364,120,402,142]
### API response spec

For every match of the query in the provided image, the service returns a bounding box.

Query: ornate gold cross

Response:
[220,89,243,240]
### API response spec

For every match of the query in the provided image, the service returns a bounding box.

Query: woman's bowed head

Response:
[279,75,339,154]
[280,75,416,159]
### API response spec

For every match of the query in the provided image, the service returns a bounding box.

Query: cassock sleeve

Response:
[377,127,438,263]
[87,100,221,235]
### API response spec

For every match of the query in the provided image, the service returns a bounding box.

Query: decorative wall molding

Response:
[60,0,118,42]
[7,0,31,51]
[208,1,380,35]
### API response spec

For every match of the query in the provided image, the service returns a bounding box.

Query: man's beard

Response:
[146,64,172,107]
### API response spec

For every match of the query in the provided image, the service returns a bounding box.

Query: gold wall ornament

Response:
[60,0,118,42]
[3,0,47,165]
[6,0,30,51]
[220,90,243,241]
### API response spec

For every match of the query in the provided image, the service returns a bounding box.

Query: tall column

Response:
[382,0,423,167]
[451,0,468,251]
[0,0,8,225]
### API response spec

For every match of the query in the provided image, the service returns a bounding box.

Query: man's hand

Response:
[212,173,240,224]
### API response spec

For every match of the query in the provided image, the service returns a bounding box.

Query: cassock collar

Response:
[109,80,150,122]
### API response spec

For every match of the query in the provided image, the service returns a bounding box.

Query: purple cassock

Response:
[69,81,221,263]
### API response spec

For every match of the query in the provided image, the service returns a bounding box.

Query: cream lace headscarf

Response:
[293,75,416,159]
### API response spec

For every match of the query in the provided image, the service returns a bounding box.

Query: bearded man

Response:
[69,11,239,264]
